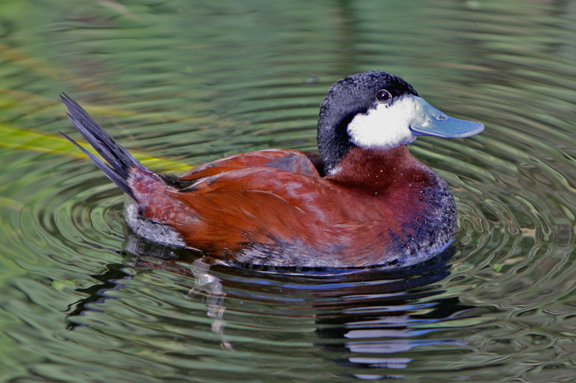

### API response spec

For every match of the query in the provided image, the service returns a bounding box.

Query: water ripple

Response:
[2,1,576,382]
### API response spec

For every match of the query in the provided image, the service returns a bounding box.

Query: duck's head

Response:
[317,71,484,174]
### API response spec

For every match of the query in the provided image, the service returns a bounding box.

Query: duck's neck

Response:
[324,145,428,189]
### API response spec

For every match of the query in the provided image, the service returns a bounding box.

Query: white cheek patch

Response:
[347,96,418,149]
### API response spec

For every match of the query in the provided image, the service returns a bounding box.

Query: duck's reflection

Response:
[315,291,469,379]
[69,233,474,379]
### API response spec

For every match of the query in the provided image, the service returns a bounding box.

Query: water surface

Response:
[1,1,576,381]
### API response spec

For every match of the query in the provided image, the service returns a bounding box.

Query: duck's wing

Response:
[144,167,343,253]
[178,149,322,182]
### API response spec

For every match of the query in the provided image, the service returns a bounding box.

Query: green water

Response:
[1,0,576,381]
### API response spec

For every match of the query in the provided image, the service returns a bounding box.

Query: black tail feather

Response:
[60,93,146,199]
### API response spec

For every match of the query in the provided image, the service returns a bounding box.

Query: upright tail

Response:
[60,93,146,199]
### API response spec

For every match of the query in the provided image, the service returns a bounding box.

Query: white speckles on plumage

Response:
[327,165,342,176]
[125,200,187,248]
[347,95,418,150]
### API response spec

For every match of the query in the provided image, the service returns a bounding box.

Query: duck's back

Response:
[177,149,322,182]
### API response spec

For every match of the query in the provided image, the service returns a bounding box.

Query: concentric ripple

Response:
[2,0,576,382]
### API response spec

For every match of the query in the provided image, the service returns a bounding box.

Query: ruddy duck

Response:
[61,71,483,268]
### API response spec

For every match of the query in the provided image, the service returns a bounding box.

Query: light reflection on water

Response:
[69,236,474,381]
[1,0,576,382]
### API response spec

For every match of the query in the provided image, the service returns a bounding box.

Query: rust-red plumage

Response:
[61,71,483,268]
[141,145,448,266]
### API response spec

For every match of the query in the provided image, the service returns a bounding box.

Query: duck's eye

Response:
[376,89,392,103]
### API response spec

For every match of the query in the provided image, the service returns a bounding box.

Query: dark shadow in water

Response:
[68,232,478,380]
[66,263,129,327]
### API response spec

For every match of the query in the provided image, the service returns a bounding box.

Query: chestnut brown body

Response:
[127,145,456,267]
